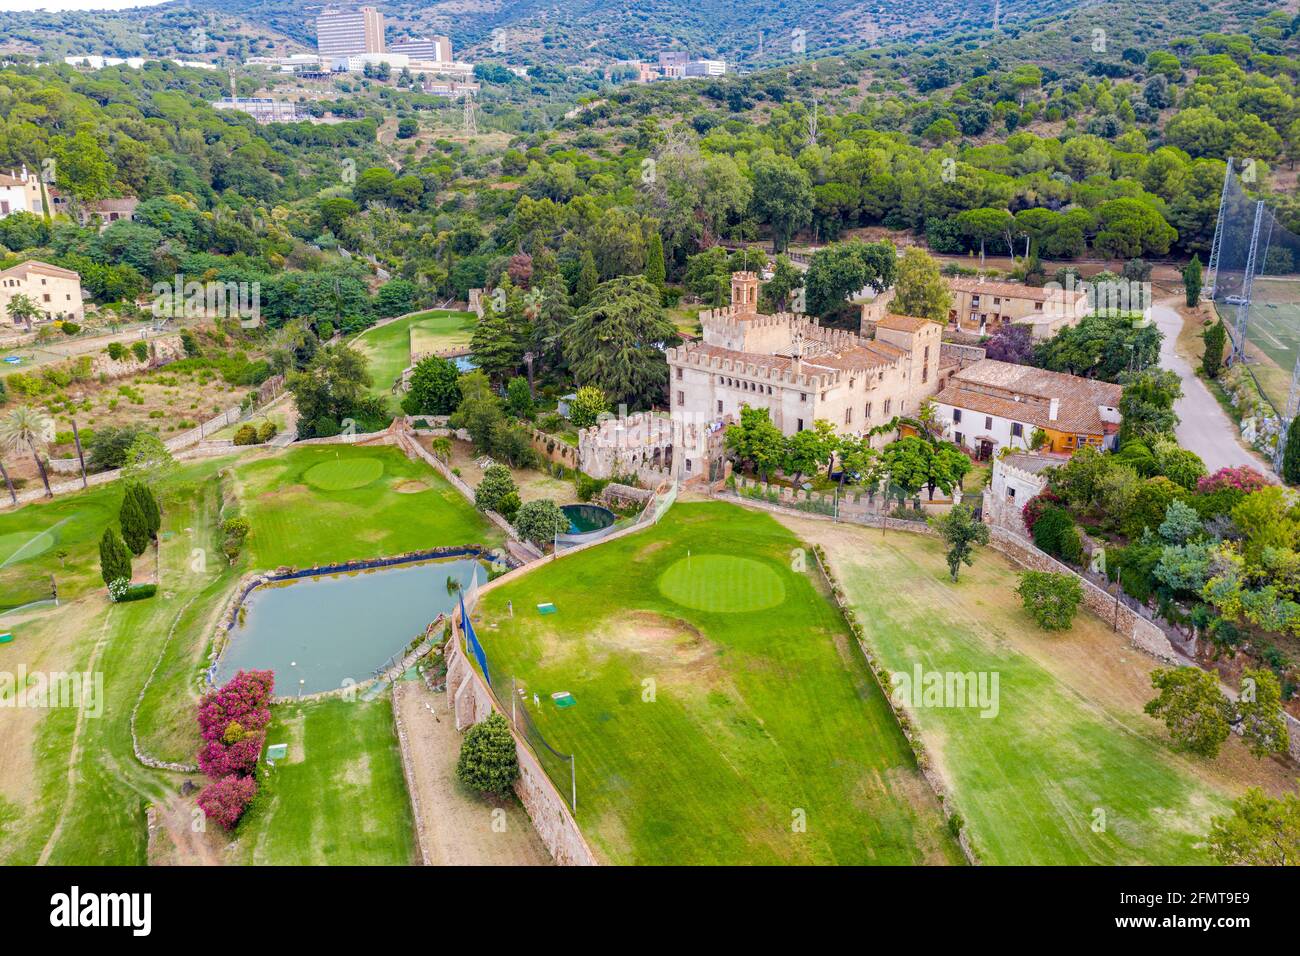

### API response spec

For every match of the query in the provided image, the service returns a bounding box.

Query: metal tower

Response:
[463,93,477,137]
[1231,200,1265,364]
[1205,157,1233,299]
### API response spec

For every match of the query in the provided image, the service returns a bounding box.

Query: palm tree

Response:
[6,293,41,332]
[0,405,53,498]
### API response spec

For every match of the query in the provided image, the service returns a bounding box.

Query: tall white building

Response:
[390,36,452,62]
[0,167,46,219]
[316,6,385,60]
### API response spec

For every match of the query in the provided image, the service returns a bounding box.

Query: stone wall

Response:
[986,527,1180,663]
[444,623,597,865]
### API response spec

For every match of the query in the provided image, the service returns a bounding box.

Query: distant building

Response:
[0,260,83,326]
[685,59,726,77]
[0,167,47,218]
[316,5,385,60]
[931,359,1122,459]
[48,193,137,231]
[945,276,1090,340]
[331,52,409,73]
[63,54,216,71]
[390,36,452,62]
[422,78,480,98]
[245,53,322,74]
[213,97,303,124]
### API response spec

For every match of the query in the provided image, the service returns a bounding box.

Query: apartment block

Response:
[317,6,385,60]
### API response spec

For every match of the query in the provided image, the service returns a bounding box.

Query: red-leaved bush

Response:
[1196,466,1269,494]
[197,670,274,742]
[196,775,258,831]
[1021,491,1064,534]
[198,734,266,779]
[196,670,274,830]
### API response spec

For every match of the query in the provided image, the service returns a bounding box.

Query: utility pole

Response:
[463,93,477,137]
[70,419,87,489]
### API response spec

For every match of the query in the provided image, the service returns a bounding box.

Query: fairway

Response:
[235,444,503,570]
[0,529,56,565]
[472,501,964,865]
[231,694,416,865]
[353,310,476,409]
[787,517,1298,865]
[657,554,785,612]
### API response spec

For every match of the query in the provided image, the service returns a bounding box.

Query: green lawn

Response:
[1,468,234,864]
[230,694,416,865]
[813,522,1251,865]
[471,501,964,865]
[234,444,503,571]
[353,310,476,409]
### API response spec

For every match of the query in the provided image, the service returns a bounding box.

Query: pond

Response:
[214,554,487,695]
[556,503,619,546]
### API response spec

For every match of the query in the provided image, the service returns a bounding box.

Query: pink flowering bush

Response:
[196,775,258,831]
[1197,467,1269,494]
[195,670,273,830]
[198,734,266,779]
[197,670,274,742]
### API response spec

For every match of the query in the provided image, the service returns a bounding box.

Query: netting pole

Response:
[571,755,577,813]
[1231,200,1266,364]
[1205,158,1233,298]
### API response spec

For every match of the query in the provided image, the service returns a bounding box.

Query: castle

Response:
[666,271,947,444]
[578,273,954,484]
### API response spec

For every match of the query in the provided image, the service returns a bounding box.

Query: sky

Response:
[0,0,171,11]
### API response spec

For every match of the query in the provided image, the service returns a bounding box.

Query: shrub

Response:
[197,670,274,743]
[232,423,259,445]
[1021,490,1064,535]
[455,712,520,796]
[567,386,607,429]
[60,321,80,336]
[196,775,258,831]
[514,498,569,546]
[106,342,128,361]
[1197,466,1269,494]
[1031,505,1073,556]
[131,341,149,363]
[1017,571,1084,630]
[506,376,533,418]
[475,464,518,514]
[221,515,250,562]
[256,420,278,443]
[1057,525,1084,564]
[108,579,156,603]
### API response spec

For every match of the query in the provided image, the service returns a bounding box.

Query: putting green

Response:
[657,554,786,612]
[303,457,385,491]
[0,529,56,566]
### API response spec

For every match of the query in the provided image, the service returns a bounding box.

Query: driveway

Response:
[1150,299,1276,478]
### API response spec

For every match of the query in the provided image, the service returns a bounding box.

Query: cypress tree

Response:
[119,485,149,555]
[1202,320,1226,379]
[99,526,133,586]
[574,248,598,309]
[139,482,161,538]
[645,232,666,290]
[1284,416,1300,486]
[1184,254,1203,307]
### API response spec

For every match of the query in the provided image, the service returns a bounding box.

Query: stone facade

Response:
[577,410,721,483]
[665,272,945,456]
[946,276,1090,339]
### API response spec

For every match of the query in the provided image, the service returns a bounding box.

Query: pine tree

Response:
[644,232,666,290]
[119,485,150,555]
[1202,320,1226,379]
[1284,416,1300,485]
[574,248,598,309]
[99,526,133,586]
[1184,254,1203,307]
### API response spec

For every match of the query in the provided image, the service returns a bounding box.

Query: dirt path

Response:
[36,605,114,866]
[147,790,228,866]
[394,680,552,866]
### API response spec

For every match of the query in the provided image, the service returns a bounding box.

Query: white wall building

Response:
[0,167,46,218]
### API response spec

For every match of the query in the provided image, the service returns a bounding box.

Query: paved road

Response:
[1150,300,1276,478]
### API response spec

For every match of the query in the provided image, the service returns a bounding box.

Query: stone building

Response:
[0,260,83,326]
[946,276,1090,339]
[665,272,946,440]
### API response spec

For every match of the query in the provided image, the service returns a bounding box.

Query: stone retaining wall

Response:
[444,624,597,865]
[391,683,432,865]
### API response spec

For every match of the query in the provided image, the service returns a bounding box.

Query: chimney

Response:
[1049,397,1060,422]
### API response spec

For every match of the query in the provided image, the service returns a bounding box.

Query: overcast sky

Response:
[0,0,171,11]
